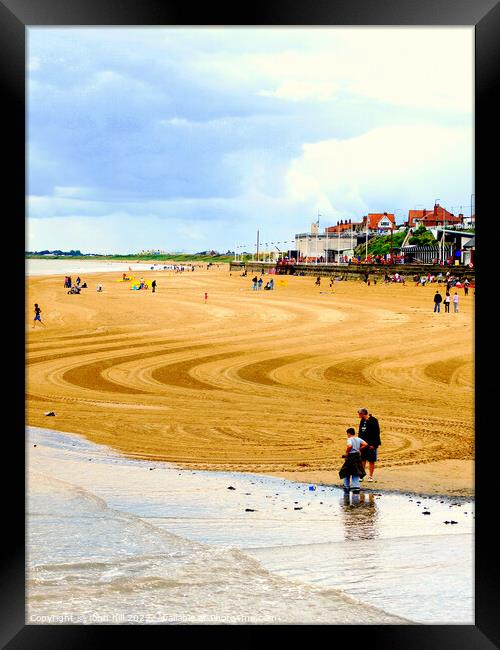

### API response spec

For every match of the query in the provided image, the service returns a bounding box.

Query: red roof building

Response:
[362,212,396,232]
[325,218,361,234]
[406,204,464,228]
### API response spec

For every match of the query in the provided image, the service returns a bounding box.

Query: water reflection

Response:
[339,491,379,541]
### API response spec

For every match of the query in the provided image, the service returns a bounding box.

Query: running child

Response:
[33,303,44,328]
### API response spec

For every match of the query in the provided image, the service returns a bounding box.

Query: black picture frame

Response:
[5,0,499,646]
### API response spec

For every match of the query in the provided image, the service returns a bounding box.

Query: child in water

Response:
[339,428,367,493]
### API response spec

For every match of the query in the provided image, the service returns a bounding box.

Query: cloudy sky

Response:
[27,27,474,254]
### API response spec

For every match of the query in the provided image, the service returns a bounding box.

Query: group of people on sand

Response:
[433,289,460,313]
[384,271,404,283]
[414,271,470,290]
[339,408,381,493]
[252,276,275,290]
[65,276,88,294]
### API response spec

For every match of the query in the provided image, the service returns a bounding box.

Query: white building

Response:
[294,222,358,263]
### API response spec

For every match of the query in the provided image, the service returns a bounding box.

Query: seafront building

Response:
[294,212,397,263]
[290,203,474,265]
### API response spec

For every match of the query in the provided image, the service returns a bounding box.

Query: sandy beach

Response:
[26,263,474,497]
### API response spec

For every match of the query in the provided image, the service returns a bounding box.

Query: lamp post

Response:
[434,199,441,262]
[325,225,329,265]
[315,211,320,265]
[365,216,369,260]
[390,209,403,263]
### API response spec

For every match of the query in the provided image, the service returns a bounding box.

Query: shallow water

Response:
[27,426,474,624]
[26,259,172,277]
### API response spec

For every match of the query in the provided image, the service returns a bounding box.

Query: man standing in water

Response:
[357,408,381,482]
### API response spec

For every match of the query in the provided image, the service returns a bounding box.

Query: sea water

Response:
[26,259,169,277]
[27,426,473,625]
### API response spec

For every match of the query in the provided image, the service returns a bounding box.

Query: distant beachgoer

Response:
[67,276,72,288]
[33,303,44,327]
[152,279,157,293]
[269,278,274,290]
[339,428,367,493]
[81,282,87,289]
[433,290,442,313]
[96,283,103,292]
[464,279,470,296]
[357,408,381,482]
[444,292,451,312]
[453,292,459,313]
[76,277,81,286]
[315,276,321,286]
[258,278,263,290]
[252,276,258,291]
[204,292,208,303]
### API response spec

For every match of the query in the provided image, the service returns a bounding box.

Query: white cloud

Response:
[197,28,473,113]
[258,80,338,102]
[53,186,93,198]
[285,124,473,214]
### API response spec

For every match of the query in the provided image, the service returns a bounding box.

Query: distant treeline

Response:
[27,249,83,256]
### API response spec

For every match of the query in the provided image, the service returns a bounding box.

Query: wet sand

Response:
[26,264,474,497]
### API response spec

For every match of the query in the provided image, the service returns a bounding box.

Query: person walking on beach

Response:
[33,303,44,328]
[315,276,321,286]
[433,290,442,313]
[444,291,451,313]
[151,279,157,293]
[357,408,381,482]
[258,277,263,290]
[204,292,208,303]
[453,291,459,313]
[252,276,258,291]
[339,428,367,493]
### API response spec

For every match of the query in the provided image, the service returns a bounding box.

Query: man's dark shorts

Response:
[361,447,378,463]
